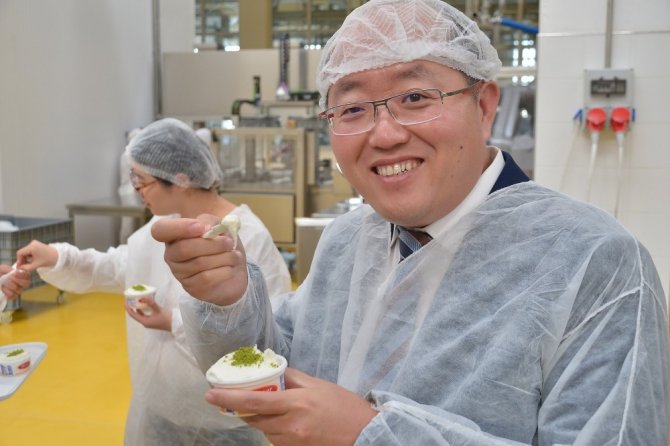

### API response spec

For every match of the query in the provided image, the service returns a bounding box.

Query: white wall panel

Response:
[614,0,670,31]
[161,48,323,120]
[630,33,670,77]
[533,121,582,169]
[0,0,155,250]
[536,0,670,298]
[534,76,582,122]
[537,35,606,77]
[539,1,607,35]
[634,78,670,122]
[626,124,670,168]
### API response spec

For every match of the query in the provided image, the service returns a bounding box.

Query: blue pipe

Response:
[498,17,539,34]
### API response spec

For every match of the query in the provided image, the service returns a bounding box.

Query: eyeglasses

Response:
[129,172,158,193]
[319,81,482,136]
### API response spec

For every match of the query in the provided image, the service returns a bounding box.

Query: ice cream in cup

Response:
[206,345,287,417]
[124,283,156,316]
[0,348,31,376]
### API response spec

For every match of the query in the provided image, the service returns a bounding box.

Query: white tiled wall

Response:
[0,0,191,251]
[535,0,670,299]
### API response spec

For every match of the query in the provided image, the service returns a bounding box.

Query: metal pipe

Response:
[199,0,207,45]
[152,0,162,118]
[244,139,257,182]
[516,0,524,61]
[306,0,313,45]
[498,17,539,34]
[465,0,476,19]
[605,0,614,68]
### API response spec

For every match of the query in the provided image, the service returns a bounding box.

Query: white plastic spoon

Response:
[201,214,241,250]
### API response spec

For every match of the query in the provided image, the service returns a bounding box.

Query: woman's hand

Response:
[15,240,59,271]
[125,296,172,331]
[0,264,30,300]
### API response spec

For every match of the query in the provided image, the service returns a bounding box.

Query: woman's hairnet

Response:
[316,0,502,108]
[126,118,222,190]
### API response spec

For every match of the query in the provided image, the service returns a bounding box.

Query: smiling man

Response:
[152,1,670,445]
[321,61,499,229]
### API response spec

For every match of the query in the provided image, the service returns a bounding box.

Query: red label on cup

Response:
[253,384,278,392]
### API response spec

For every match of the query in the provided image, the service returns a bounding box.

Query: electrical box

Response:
[584,68,634,108]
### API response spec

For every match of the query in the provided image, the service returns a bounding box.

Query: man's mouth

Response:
[375,160,420,177]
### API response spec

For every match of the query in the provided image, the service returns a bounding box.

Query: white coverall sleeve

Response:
[169,306,204,366]
[37,242,127,294]
[179,261,288,373]
[359,393,527,446]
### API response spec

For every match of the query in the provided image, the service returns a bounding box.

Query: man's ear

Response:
[477,81,501,142]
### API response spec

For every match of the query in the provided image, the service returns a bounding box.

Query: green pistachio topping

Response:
[6,348,25,357]
[230,346,263,367]
[131,284,147,291]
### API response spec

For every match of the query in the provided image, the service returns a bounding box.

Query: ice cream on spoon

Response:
[202,214,241,250]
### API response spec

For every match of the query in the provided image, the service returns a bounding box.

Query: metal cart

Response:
[0,214,73,323]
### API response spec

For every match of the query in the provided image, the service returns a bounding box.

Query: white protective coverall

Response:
[38,204,290,445]
[181,181,670,445]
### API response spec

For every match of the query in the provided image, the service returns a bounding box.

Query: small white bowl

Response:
[124,284,156,316]
[0,348,31,376]
[207,352,287,417]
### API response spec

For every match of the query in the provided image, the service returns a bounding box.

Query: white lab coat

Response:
[38,204,289,445]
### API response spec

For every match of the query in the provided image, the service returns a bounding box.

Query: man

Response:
[153,1,670,444]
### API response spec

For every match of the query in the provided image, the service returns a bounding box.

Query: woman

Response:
[16,118,290,445]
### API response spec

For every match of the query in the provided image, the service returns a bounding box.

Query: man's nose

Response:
[368,105,411,147]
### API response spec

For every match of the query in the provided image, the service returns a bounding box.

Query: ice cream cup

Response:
[207,353,287,417]
[124,284,156,316]
[0,348,31,376]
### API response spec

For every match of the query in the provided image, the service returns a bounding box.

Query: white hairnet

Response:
[127,118,222,190]
[316,0,502,108]
[195,127,213,146]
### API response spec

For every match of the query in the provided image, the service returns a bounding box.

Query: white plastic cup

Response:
[124,284,156,316]
[0,349,31,376]
[207,354,287,417]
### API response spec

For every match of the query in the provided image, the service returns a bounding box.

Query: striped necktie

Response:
[398,227,432,262]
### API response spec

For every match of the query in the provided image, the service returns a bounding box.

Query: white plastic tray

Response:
[0,342,47,400]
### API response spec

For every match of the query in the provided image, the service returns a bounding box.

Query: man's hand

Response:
[205,368,378,446]
[151,214,248,306]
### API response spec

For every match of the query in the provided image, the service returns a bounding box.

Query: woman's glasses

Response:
[129,171,158,192]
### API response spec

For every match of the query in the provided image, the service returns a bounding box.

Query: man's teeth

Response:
[377,160,419,177]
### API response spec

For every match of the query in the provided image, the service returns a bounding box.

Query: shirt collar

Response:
[389,147,504,247]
